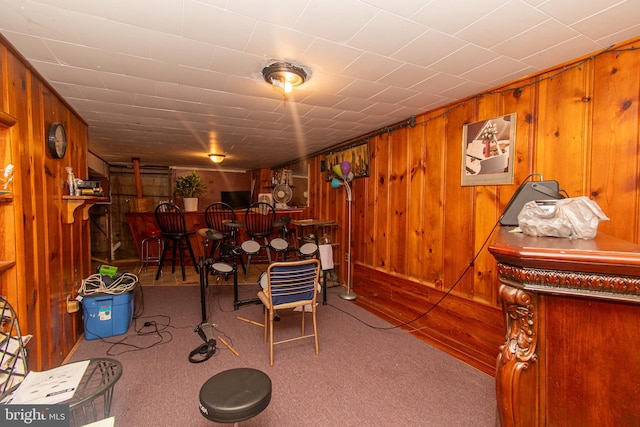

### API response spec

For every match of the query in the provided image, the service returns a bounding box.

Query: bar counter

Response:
[126,208,308,261]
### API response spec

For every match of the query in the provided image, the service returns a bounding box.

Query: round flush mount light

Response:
[208,154,225,164]
[262,62,308,94]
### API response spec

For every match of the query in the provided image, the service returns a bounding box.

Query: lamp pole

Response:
[340,180,357,300]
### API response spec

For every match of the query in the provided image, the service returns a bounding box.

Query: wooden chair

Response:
[155,202,199,281]
[242,202,276,279]
[257,259,321,366]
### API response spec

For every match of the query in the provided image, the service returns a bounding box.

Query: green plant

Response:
[174,171,206,198]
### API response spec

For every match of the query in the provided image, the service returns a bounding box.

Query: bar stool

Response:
[138,228,163,274]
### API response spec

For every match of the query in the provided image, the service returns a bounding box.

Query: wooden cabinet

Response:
[489,228,640,427]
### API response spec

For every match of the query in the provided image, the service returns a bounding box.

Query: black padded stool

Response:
[199,368,272,425]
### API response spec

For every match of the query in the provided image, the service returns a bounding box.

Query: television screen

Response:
[221,191,252,209]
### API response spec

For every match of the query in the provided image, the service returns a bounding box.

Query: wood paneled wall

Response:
[307,37,640,375]
[0,36,90,370]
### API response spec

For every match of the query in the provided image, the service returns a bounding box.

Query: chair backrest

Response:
[155,202,187,235]
[266,259,320,307]
[204,202,236,236]
[244,202,276,239]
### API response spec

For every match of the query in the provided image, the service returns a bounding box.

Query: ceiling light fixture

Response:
[209,154,225,164]
[262,62,307,95]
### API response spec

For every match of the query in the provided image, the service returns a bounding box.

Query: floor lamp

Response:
[331,162,357,301]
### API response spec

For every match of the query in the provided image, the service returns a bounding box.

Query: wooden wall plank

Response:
[590,49,640,240]
[314,37,640,374]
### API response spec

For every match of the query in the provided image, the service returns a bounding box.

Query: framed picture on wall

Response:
[461,113,516,186]
[325,141,370,181]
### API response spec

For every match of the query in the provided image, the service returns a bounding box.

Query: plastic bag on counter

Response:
[517,196,609,239]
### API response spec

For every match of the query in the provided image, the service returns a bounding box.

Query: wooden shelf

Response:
[0,192,12,203]
[0,261,15,273]
[62,196,108,224]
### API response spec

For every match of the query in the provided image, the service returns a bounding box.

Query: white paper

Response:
[318,244,333,270]
[8,359,90,405]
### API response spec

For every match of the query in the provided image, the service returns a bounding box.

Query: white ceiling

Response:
[0,0,638,171]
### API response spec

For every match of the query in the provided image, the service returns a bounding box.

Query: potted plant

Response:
[174,171,206,212]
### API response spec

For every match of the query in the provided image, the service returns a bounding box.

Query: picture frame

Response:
[325,141,369,181]
[461,113,516,186]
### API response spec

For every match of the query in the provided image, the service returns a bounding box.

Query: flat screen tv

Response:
[221,191,252,209]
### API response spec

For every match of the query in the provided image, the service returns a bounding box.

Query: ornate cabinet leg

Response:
[496,284,537,427]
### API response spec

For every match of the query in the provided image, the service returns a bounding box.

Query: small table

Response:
[291,219,337,305]
[65,358,122,426]
[291,219,335,245]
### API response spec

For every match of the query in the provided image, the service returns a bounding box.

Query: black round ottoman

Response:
[199,368,272,425]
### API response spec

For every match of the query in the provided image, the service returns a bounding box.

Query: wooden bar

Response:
[126,208,307,261]
[489,227,640,427]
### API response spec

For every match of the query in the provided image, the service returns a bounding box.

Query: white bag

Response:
[517,196,609,239]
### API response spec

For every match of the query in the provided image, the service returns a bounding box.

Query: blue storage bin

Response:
[82,292,133,340]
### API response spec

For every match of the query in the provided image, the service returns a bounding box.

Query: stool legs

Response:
[138,237,163,275]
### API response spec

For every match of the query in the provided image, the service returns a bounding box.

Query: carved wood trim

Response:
[496,284,537,427]
[497,263,640,302]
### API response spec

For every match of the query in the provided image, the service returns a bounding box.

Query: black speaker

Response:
[500,180,564,226]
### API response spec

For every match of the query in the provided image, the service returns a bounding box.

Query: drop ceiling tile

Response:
[398,92,447,109]
[0,31,57,63]
[492,19,581,60]
[370,86,420,104]
[0,0,81,43]
[99,72,156,96]
[227,0,310,27]
[244,20,315,60]
[43,40,122,75]
[439,79,489,100]
[361,0,437,18]
[520,35,601,69]
[29,60,106,89]
[392,30,467,68]
[148,31,214,69]
[300,39,363,76]
[596,24,640,47]
[67,11,150,57]
[430,44,501,75]
[101,0,183,35]
[376,63,438,88]
[156,82,207,104]
[293,0,378,43]
[182,1,255,50]
[209,47,263,77]
[332,97,376,112]
[461,56,529,84]
[75,86,133,104]
[176,66,230,91]
[571,1,640,40]
[341,52,403,81]
[115,54,178,83]
[411,0,507,34]
[410,72,466,94]
[338,79,388,99]
[455,1,548,49]
[537,0,625,25]
[347,10,426,56]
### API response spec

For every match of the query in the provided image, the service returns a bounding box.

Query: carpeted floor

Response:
[69,278,497,426]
